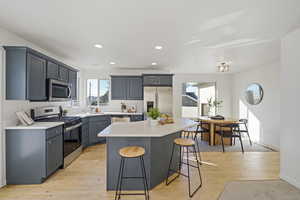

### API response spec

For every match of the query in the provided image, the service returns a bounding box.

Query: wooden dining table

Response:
[198,117,239,146]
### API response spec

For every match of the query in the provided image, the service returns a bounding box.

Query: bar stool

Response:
[166,138,202,198]
[182,126,203,165]
[115,146,149,200]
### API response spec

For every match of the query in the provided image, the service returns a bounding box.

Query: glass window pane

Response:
[87,79,98,106]
[99,80,109,104]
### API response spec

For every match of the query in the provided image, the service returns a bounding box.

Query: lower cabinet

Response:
[81,122,89,148]
[89,116,111,144]
[81,115,111,147]
[130,115,144,122]
[80,114,144,148]
[46,133,63,177]
[5,125,63,184]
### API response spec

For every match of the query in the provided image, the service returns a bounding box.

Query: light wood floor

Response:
[0,144,279,200]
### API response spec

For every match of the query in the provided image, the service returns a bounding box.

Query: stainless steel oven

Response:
[63,120,82,167]
[48,79,71,101]
[31,106,83,168]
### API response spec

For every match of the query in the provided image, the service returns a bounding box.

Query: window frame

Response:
[86,78,110,107]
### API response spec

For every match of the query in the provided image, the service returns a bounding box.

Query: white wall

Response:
[173,74,233,119]
[232,63,280,150]
[0,27,79,187]
[280,27,300,189]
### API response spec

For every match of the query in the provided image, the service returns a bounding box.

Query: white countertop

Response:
[69,112,143,118]
[5,122,64,130]
[103,112,143,115]
[98,118,197,137]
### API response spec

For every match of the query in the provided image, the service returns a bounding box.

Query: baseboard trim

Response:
[280,173,300,189]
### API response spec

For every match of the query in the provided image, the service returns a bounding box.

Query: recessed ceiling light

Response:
[155,45,163,50]
[94,44,103,48]
[151,62,157,66]
[109,62,116,65]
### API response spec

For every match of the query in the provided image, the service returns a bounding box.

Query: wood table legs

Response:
[210,123,215,146]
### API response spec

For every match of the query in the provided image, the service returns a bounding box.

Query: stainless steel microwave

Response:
[48,79,71,101]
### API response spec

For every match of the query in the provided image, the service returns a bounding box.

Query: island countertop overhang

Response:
[97,118,197,137]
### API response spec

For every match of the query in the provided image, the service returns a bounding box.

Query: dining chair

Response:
[215,122,244,153]
[238,119,252,146]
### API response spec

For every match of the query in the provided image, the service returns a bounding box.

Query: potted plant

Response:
[147,108,160,126]
[207,97,223,116]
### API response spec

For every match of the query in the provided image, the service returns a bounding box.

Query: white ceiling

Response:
[0,0,299,73]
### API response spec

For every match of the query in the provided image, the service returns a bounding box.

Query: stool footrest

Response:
[180,162,199,168]
[122,176,144,179]
[168,169,189,178]
[119,193,147,196]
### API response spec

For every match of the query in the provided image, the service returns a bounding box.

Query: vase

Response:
[149,118,159,126]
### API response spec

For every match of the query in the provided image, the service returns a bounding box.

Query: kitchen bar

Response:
[98,118,197,190]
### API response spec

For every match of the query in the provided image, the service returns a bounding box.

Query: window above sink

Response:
[87,79,110,106]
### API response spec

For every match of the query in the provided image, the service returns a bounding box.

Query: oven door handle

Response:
[68,86,72,98]
[64,122,82,132]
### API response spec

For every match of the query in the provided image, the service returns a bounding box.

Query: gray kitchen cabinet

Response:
[68,70,77,100]
[46,133,63,177]
[88,115,111,144]
[81,122,89,148]
[26,53,47,101]
[4,46,79,101]
[111,76,143,100]
[6,125,63,184]
[59,66,69,82]
[47,60,59,80]
[130,114,144,122]
[127,77,143,100]
[111,76,128,100]
[142,74,173,87]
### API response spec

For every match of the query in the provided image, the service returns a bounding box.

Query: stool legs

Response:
[140,156,149,200]
[166,144,202,198]
[115,157,125,200]
[166,143,179,185]
[190,145,202,197]
[193,133,202,165]
[115,156,149,200]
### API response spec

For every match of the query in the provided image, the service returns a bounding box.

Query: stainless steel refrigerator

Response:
[144,87,173,116]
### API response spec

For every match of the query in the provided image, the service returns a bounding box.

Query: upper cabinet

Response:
[111,76,128,100]
[68,70,77,100]
[142,74,173,87]
[4,46,78,101]
[47,61,59,80]
[127,77,143,100]
[26,53,47,101]
[59,66,69,82]
[111,76,143,100]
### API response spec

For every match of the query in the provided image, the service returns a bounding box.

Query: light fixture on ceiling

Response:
[109,62,116,65]
[151,62,157,66]
[154,45,163,50]
[217,62,230,72]
[94,44,103,48]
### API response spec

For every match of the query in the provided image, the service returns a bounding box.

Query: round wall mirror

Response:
[244,83,264,105]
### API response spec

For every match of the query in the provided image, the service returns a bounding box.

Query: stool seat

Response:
[119,146,145,158]
[174,138,195,146]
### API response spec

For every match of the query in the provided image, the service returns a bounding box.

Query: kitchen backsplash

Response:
[66,100,144,115]
[2,100,71,127]
[3,99,144,127]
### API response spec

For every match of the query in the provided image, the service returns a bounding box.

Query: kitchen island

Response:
[98,118,197,190]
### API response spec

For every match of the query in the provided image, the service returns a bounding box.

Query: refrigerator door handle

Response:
[155,87,159,109]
